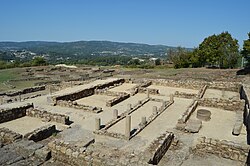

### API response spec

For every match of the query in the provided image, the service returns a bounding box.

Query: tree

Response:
[195,32,239,68]
[241,32,250,68]
[155,58,161,65]
[31,57,47,66]
[167,47,191,68]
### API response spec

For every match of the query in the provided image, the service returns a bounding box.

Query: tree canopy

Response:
[167,32,240,69]
[167,47,191,68]
[194,32,239,68]
[31,57,47,66]
[241,32,250,68]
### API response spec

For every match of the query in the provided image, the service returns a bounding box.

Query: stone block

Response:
[34,147,51,161]
[197,137,206,143]
[66,148,72,157]
[185,119,202,133]
[72,151,79,158]
[230,151,240,161]
[60,146,67,154]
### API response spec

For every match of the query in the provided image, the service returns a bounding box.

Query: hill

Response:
[0,41,175,58]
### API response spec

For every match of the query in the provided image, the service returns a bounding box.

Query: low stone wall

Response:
[49,78,125,105]
[198,98,245,112]
[192,137,250,162]
[147,132,174,165]
[208,81,241,92]
[240,85,249,107]
[6,85,46,97]
[26,108,70,125]
[0,103,34,123]
[55,87,95,102]
[24,124,56,142]
[151,79,241,92]
[0,127,22,144]
[127,80,152,95]
[176,100,198,131]
[23,94,42,101]
[94,89,122,96]
[95,78,125,90]
[232,111,243,136]
[56,100,102,113]
[48,139,149,166]
[197,85,207,99]
[47,139,94,165]
[9,77,48,82]
[106,93,130,107]
[138,88,159,95]
[152,79,204,89]
[240,85,250,137]
[178,100,198,124]
[174,91,197,99]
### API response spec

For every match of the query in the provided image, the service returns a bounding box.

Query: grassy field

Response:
[0,68,25,92]
[0,68,21,83]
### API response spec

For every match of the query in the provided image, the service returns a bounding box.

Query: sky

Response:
[0,0,249,48]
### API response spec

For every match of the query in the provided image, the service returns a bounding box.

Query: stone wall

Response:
[6,85,46,97]
[147,132,174,165]
[197,85,207,99]
[192,137,250,162]
[138,88,159,95]
[0,103,34,123]
[151,79,241,92]
[208,81,241,92]
[47,139,149,166]
[106,93,130,107]
[240,85,250,144]
[178,100,198,124]
[174,91,197,99]
[47,139,94,165]
[152,79,204,89]
[198,98,245,112]
[55,87,95,102]
[240,85,249,107]
[49,78,125,105]
[126,80,152,95]
[26,108,70,125]
[94,89,123,96]
[232,111,243,136]
[24,124,56,142]
[56,100,102,113]
[176,100,198,131]
[0,127,22,144]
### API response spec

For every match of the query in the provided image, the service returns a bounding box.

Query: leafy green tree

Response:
[154,58,161,65]
[195,32,239,68]
[189,48,202,67]
[167,47,191,68]
[241,32,250,68]
[31,57,47,66]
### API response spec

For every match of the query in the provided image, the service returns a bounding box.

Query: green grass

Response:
[0,68,24,92]
[0,68,21,83]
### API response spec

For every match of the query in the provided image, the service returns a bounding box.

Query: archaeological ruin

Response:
[0,67,250,165]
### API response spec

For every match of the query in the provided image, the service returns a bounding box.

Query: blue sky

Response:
[0,0,249,48]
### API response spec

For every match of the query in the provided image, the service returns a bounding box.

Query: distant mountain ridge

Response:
[0,40,191,62]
